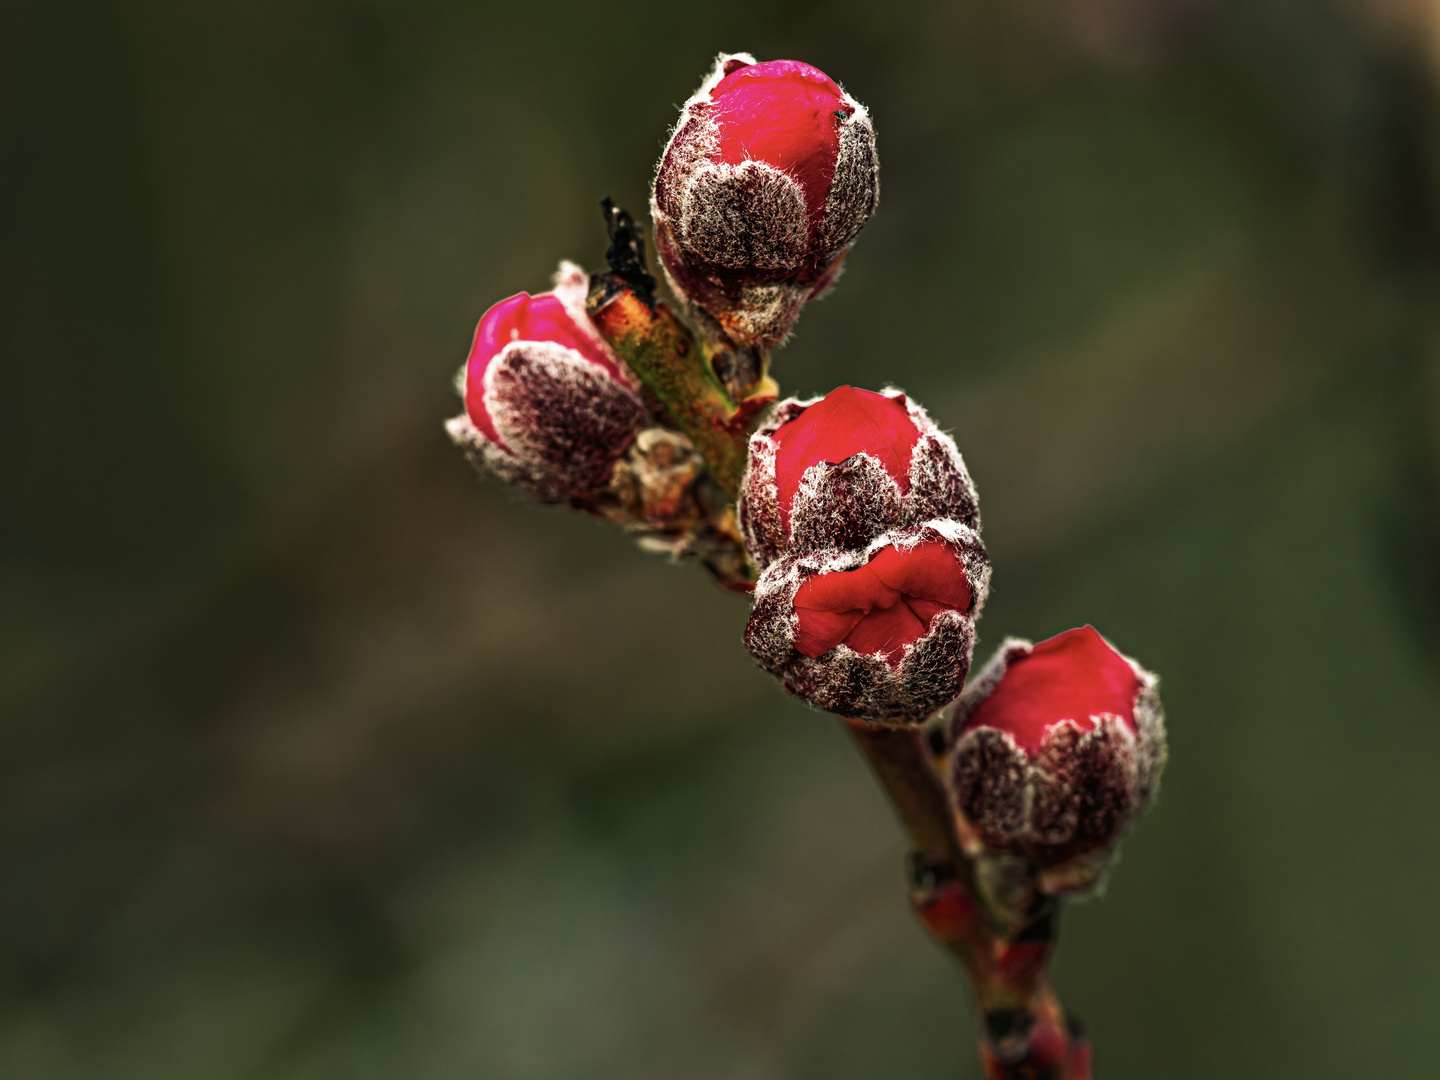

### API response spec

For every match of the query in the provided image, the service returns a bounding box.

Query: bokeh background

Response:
[4,0,1440,1076]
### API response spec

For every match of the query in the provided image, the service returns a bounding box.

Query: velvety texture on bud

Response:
[652,53,879,350]
[946,626,1167,895]
[446,263,647,503]
[745,521,989,723]
[739,386,979,570]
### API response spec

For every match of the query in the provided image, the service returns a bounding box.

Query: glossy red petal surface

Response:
[772,387,920,532]
[791,605,867,658]
[794,561,889,618]
[842,601,925,662]
[902,597,951,627]
[965,625,1139,755]
[710,60,850,234]
[791,540,971,664]
[867,542,972,611]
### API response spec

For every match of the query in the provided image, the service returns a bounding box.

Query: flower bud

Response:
[946,626,1167,895]
[446,263,647,504]
[745,521,989,722]
[739,386,979,570]
[651,54,879,351]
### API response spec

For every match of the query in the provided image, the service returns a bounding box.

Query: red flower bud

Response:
[739,386,979,569]
[652,53,879,350]
[946,627,1167,895]
[446,263,647,503]
[745,521,990,723]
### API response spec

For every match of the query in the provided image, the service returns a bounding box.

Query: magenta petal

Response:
[710,59,848,234]
[464,290,623,448]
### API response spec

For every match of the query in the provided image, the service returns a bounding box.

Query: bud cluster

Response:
[445,52,1167,1076]
[447,55,883,589]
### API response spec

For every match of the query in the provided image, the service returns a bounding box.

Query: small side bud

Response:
[447,263,647,504]
[744,520,990,723]
[609,427,707,528]
[652,55,879,351]
[945,626,1167,897]
[738,385,979,570]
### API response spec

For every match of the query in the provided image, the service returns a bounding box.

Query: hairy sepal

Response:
[447,339,646,503]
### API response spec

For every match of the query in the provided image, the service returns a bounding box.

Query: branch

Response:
[843,718,1092,1080]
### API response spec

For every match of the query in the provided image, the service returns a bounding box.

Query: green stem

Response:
[587,273,771,502]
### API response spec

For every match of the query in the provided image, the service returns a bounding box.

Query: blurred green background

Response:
[3,0,1440,1076]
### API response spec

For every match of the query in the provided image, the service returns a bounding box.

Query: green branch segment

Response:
[587,272,775,503]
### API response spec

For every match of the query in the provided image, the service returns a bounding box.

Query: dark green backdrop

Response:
[3,1,1439,1076]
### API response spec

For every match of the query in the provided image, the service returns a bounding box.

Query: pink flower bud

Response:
[739,386,979,570]
[946,626,1167,895]
[446,263,647,503]
[652,54,879,350]
[745,521,990,723]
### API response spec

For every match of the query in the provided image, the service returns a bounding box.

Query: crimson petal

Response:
[843,602,927,662]
[866,540,972,611]
[773,387,920,531]
[965,626,1139,754]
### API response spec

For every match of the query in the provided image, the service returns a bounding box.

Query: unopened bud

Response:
[446,263,647,504]
[652,54,879,350]
[739,386,978,570]
[745,521,989,723]
[946,626,1167,895]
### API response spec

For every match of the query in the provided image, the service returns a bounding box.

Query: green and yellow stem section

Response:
[844,718,1092,1080]
[587,272,776,503]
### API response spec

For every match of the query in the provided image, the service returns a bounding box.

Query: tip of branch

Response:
[600,198,657,302]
